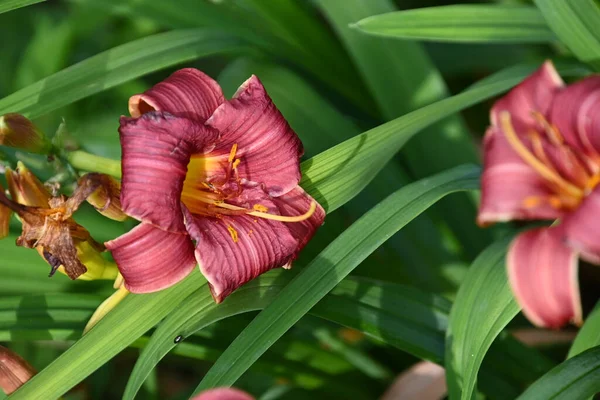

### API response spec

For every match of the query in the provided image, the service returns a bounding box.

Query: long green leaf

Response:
[9,274,206,400]
[516,347,600,400]
[316,0,488,257]
[569,302,600,358]
[10,62,577,399]
[192,165,480,393]
[0,0,44,14]
[300,61,585,213]
[124,272,450,399]
[353,5,554,43]
[0,29,246,119]
[445,236,519,400]
[534,0,600,70]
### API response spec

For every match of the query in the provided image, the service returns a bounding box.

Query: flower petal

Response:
[191,388,254,400]
[491,60,563,133]
[119,112,218,232]
[507,227,581,328]
[548,75,600,159]
[478,127,563,225]
[129,68,225,122]
[203,75,303,196]
[106,223,197,293]
[562,186,600,264]
[184,186,324,302]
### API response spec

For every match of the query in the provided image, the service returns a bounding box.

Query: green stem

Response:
[66,150,121,178]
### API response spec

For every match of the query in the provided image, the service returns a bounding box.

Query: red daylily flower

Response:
[191,388,254,400]
[478,60,600,328]
[107,69,325,302]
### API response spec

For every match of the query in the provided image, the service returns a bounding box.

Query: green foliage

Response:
[1,0,600,399]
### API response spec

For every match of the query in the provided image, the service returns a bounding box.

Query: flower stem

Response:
[66,150,121,179]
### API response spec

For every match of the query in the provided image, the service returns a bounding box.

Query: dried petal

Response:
[78,173,127,221]
[129,68,224,122]
[0,346,36,395]
[204,75,303,196]
[119,112,219,232]
[5,161,51,208]
[106,223,197,293]
[507,227,581,328]
[184,186,324,302]
[0,202,10,240]
[0,113,51,154]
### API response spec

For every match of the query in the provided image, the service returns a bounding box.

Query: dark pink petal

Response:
[549,76,600,161]
[119,112,218,232]
[491,61,563,134]
[562,186,600,264]
[106,223,197,293]
[184,186,324,302]
[129,68,225,122]
[478,127,563,225]
[507,227,581,328]
[204,75,303,196]
[191,388,254,400]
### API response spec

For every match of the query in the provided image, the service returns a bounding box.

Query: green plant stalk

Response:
[66,150,121,178]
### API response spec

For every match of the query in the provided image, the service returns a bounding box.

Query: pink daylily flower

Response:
[192,388,254,400]
[107,69,325,302]
[478,60,600,328]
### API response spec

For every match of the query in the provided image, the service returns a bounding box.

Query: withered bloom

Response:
[0,345,36,395]
[0,164,121,279]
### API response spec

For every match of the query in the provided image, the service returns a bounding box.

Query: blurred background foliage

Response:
[0,0,597,399]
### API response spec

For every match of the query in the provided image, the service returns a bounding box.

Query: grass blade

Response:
[353,5,554,43]
[534,0,600,70]
[192,165,480,393]
[0,29,246,119]
[445,236,519,400]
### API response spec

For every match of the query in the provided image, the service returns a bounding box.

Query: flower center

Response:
[181,144,316,225]
[499,111,600,211]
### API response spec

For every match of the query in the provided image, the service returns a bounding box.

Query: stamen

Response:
[253,204,269,212]
[227,225,239,243]
[585,174,600,194]
[228,143,238,163]
[531,111,563,145]
[232,159,241,170]
[500,112,583,198]
[248,201,317,222]
[193,196,317,223]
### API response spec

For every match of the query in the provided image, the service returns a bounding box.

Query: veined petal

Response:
[562,186,600,264]
[478,127,563,225]
[549,76,600,158]
[491,61,563,134]
[106,223,197,293]
[507,227,581,328]
[119,112,218,232]
[191,388,254,400]
[204,75,303,196]
[129,68,225,122]
[184,186,324,302]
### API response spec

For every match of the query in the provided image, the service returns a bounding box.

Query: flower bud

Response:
[0,345,36,395]
[5,161,51,208]
[0,114,52,154]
